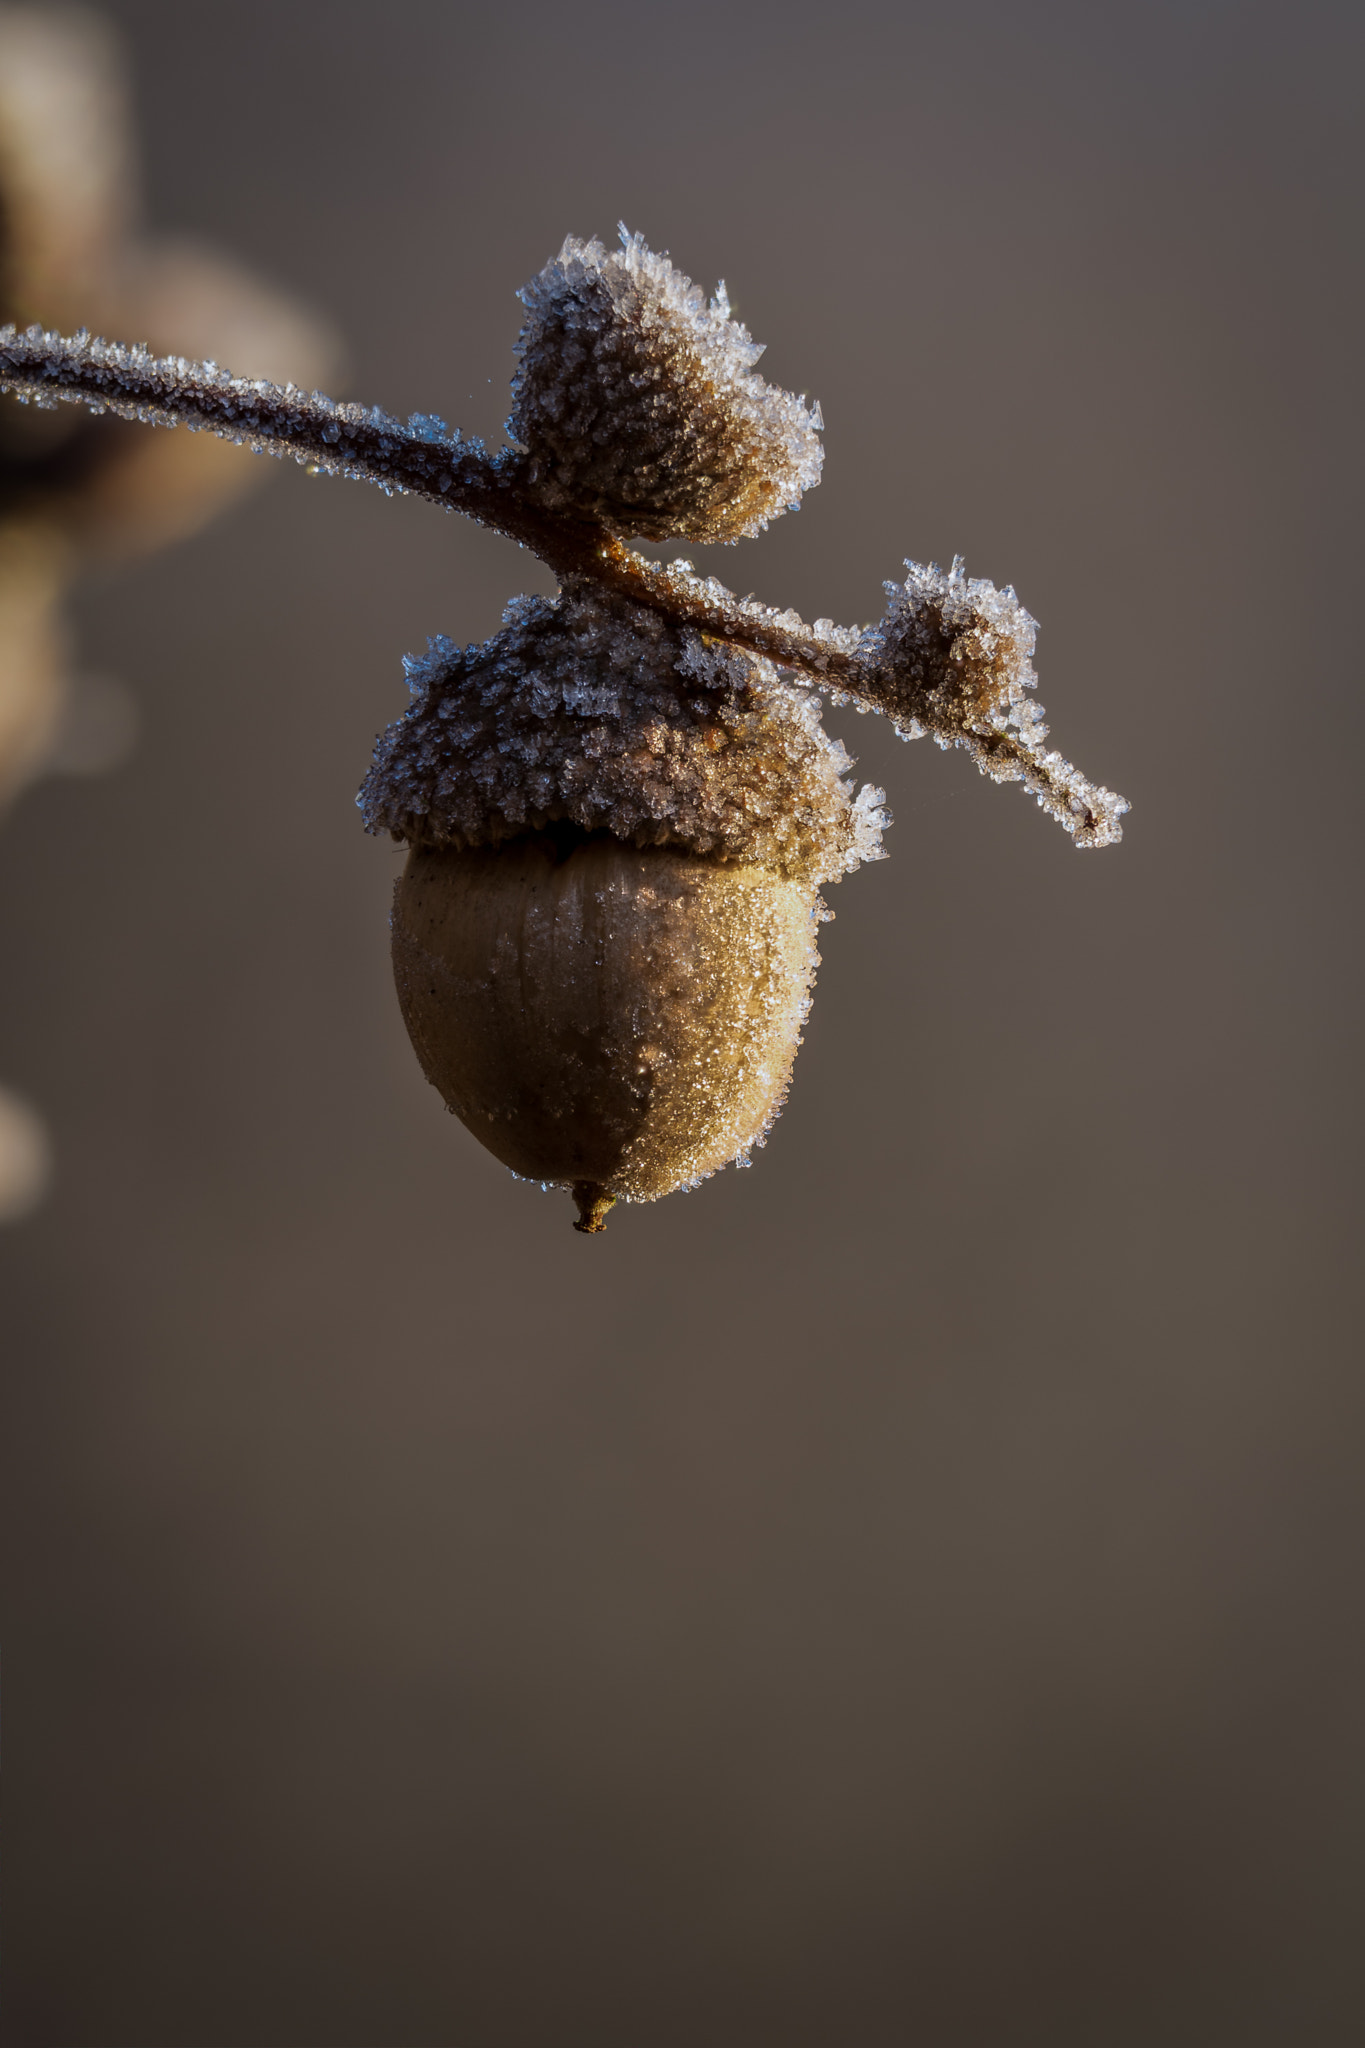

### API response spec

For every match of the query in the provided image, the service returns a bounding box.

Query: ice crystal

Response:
[360,585,887,887]
[508,228,824,543]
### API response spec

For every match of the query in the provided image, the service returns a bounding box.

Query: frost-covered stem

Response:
[0,323,518,530]
[0,324,1122,845]
[584,546,1122,845]
[0,322,869,665]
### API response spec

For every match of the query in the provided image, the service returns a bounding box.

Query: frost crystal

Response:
[360,585,887,887]
[860,558,1128,847]
[508,228,824,543]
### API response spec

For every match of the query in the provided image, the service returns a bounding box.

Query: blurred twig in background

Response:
[0,3,338,1221]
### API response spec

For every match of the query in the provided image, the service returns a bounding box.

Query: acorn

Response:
[362,585,888,1231]
[0,219,1130,1238]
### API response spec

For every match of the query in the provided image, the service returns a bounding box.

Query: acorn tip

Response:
[571,1182,616,1233]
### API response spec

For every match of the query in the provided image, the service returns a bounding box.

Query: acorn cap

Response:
[359,585,888,889]
[508,229,824,544]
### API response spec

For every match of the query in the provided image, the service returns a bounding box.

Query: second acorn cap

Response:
[507,228,824,544]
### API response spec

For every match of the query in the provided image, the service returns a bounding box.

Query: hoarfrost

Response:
[508,227,824,543]
[360,584,888,887]
[0,321,502,520]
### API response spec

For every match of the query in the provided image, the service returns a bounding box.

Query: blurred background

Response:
[1,1,1360,2041]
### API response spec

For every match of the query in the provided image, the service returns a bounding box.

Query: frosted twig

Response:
[0,317,1126,847]
[0,322,513,523]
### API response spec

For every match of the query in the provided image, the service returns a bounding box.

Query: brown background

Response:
[2,1,1362,2041]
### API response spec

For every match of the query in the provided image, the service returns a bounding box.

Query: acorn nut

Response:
[391,833,821,1231]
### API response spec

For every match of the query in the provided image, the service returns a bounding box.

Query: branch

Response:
[0,323,1126,846]
[584,550,1127,848]
[0,321,516,528]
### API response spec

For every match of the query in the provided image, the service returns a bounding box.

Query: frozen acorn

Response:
[363,588,887,1230]
[0,226,1129,1234]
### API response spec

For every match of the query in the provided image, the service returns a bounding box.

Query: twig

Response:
[0,321,1126,846]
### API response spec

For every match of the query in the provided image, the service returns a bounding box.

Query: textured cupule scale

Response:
[361,584,888,888]
[509,231,823,543]
[392,839,822,1201]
